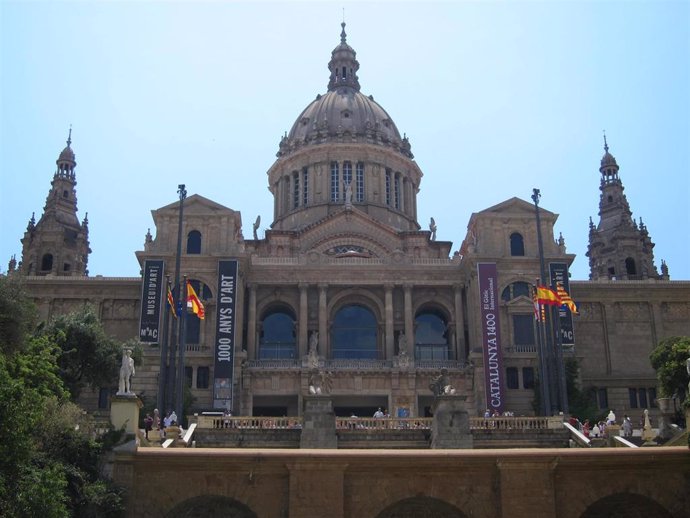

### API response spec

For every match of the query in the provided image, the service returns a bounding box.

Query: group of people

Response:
[142,408,178,440]
[570,410,635,439]
[483,409,514,418]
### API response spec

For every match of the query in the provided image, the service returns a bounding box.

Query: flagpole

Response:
[167,184,187,415]
[176,275,188,424]
[534,280,550,416]
[532,188,553,415]
[157,275,172,414]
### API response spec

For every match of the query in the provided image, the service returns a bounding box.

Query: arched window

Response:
[625,257,637,276]
[41,253,53,271]
[501,281,531,302]
[510,233,525,256]
[259,308,296,359]
[186,230,201,254]
[414,310,450,360]
[331,305,378,359]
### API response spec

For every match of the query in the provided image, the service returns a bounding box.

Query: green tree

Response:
[43,306,121,400]
[650,336,690,402]
[0,276,124,517]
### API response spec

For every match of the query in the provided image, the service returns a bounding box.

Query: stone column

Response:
[246,283,257,360]
[403,284,414,355]
[385,284,394,359]
[318,284,328,357]
[454,285,466,361]
[299,283,309,357]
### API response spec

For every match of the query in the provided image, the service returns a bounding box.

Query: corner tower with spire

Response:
[20,129,91,276]
[586,134,666,280]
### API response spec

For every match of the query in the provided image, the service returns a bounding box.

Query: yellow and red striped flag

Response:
[186,281,205,319]
[167,284,177,319]
[556,283,579,315]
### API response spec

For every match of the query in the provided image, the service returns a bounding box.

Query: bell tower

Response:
[20,129,91,276]
[586,134,665,280]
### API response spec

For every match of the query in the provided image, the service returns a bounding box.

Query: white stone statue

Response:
[344,181,353,207]
[397,332,408,355]
[117,348,135,395]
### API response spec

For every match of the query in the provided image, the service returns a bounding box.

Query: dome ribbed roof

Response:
[276,23,412,159]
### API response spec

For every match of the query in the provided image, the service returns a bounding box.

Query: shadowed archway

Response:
[581,492,673,518]
[375,496,467,518]
[165,495,257,518]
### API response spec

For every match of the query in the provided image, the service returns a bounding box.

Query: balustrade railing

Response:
[244,359,301,369]
[194,415,563,432]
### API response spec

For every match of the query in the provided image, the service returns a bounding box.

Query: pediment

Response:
[480,197,557,219]
[153,194,238,219]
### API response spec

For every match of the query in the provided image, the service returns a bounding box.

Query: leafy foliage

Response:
[649,336,690,400]
[0,276,125,517]
[42,306,121,400]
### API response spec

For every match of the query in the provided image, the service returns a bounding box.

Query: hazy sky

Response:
[1,1,688,281]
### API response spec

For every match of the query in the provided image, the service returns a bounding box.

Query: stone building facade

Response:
[11,24,690,420]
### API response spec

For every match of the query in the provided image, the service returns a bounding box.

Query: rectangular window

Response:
[506,367,519,389]
[648,387,657,405]
[196,366,209,389]
[185,366,193,388]
[628,388,638,409]
[394,173,401,209]
[513,314,536,347]
[597,388,608,409]
[385,169,392,205]
[356,162,364,202]
[302,167,308,206]
[638,388,648,409]
[331,162,340,202]
[522,367,535,389]
[292,171,300,209]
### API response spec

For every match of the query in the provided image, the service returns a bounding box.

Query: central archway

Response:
[580,492,673,518]
[375,496,467,518]
[331,304,378,359]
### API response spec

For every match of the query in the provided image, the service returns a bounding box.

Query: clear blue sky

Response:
[1,1,688,281]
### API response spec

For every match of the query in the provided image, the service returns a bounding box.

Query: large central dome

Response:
[277,23,412,159]
[267,23,422,234]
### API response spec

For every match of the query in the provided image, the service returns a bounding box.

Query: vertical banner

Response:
[138,259,164,343]
[549,262,575,346]
[213,259,238,409]
[477,263,506,413]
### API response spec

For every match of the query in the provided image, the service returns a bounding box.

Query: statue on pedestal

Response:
[429,368,456,396]
[117,348,135,396]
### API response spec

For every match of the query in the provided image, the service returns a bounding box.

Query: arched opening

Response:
[259,307,296,359]
[625,257,637,276]
[331,304,378,359]
[501,281,531,301]
[510,232,525,256]
[186,230,202,254]
[580,492,673,518]
[376,496,467,518]
[414,309,450,360]
[41,253,53,271]
[165,495,258,518]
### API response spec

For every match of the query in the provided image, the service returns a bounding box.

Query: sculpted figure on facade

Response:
[117,348,135,396]
[429,368,456,396]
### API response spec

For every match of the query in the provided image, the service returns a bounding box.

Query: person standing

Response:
[144,413,153,439]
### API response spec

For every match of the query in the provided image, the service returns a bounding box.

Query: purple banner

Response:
[213,259,238,409]
[549,262,575,346]
[477,263,506,413]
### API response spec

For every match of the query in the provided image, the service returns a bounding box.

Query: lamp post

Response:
[532,188,553,415]
[166,184,186,415]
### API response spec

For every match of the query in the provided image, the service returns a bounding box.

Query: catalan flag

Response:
[186,281,205,319]
[167,284,177,319]
[536,285,561,306]
[556,283,579,315]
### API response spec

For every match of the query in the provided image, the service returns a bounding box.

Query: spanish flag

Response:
[167,284,177,319]
[556,283,579,315]
[536,285,561,306]
[186,281,205,319]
